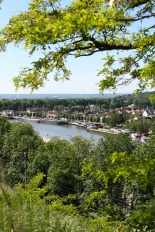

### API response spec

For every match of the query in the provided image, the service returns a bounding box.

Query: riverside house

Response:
[26,107,42,113]
[1,110,14,117]
[26,108,42,117]
[46,110,58,119]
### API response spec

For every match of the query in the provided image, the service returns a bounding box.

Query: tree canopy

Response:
[1,119,155,229]
[0,0,155,93]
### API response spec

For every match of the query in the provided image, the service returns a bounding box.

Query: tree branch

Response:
[127,0,151,9]
[118,13,155,22]
[90,37,133,51]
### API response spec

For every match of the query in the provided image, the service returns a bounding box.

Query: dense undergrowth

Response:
[0,174,123,232]
[1,117,155,231]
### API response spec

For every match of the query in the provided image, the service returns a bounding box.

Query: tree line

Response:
[1,91,155,112]
[0,98,111,111]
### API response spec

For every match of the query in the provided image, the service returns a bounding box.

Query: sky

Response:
[0,0,139,94]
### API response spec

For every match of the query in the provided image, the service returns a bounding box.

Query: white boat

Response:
[122,129,134,134]
[15,117,24,121]
[131,133,141,141]
[87,124,98,130]
[69,121,78,125]
[111,128,122,133]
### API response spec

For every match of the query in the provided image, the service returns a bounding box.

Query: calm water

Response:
[29,122,103,143]
[0,93,124,100]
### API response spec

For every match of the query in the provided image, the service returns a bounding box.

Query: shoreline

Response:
[12,117,119,136]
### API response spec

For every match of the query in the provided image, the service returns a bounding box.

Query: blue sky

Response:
[0,0,138,94]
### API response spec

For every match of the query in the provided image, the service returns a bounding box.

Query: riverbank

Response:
[87,128,119,135]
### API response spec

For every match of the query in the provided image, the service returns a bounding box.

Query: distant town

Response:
[1,92,155,141]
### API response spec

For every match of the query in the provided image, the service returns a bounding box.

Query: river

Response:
[12,120,103,143]
[30,122,102,142]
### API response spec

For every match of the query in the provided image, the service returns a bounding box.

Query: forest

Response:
[0,91,155,112]
[1,116,155,231]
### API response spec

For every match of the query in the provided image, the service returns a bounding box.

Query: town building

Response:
[1,110,14,116]
[143,109,155,118]
[89,105,100,112]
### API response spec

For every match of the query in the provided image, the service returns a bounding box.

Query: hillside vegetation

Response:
[1,117,155,231]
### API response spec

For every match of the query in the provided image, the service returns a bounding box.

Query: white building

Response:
[89,105,100,112]
[1,110,14,116]
[143,109,155,118]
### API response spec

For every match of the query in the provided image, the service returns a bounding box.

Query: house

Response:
[131,109,142,115]
[89,105,100,112]
[26,108,42,114]
[117,109,132,116]
[26,108,42,117]
[1,110,14,116]
[143,109,155,118]
[46,110,58,118]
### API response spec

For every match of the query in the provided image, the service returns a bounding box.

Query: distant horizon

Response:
[0,93,130,100]
[0,93,128,95]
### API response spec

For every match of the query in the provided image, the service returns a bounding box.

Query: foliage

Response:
[43,137,78,196]
[1,124,155,230]
[126,119,151,133]
[1,122,44,186]
[28,135,94,208]
[106,111,126,127]
[0,97,113,112]
[47,136,94,201]
[1,92,155,114]
[0,0,155,94]
[81,135,155,230]
[0,117,11,157]
[0,173,97,232]
[80,134,135,218]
